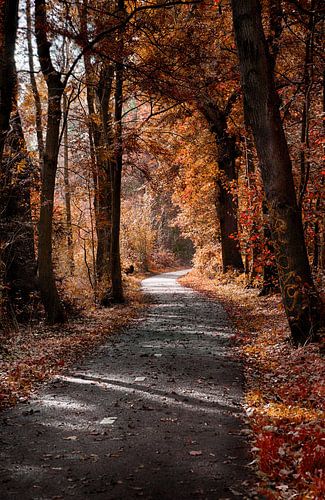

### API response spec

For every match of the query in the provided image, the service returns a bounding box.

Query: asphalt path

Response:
[0,270,255,499]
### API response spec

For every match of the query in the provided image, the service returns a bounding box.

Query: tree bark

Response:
[259,201,279,296]
[35,0,65,323]
[2,103,37,317]
[79,0,113,300]
[0,0,19,162]
[110,56,124,302]
[231,0,323,344]
[199,99,244,273]
[96,64,114,299]
[298,0,316,209]
[62,93,74,274]
[26,0,44,175]
[0,0,19,331]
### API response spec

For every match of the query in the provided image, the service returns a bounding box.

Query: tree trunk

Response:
[26,0,44,175]
[0,0,19,331]
[110,0,124,303]
[0,0,18,162]
[298,0,316,209]
[79,1,113,299]
[259,201,279,296]
[199,99,244,273]
[35,0,65,323]
[242,134,261,286]
[2,104,37,317]
[231,0,323,344]
[96,65,114,301]
[62,93,74,274]
[216,133,244,272]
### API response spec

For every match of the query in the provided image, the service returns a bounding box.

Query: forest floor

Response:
[0,275,146,412]
[180,270,325,500]
[0,270,256,499]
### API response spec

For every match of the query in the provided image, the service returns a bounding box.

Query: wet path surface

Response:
[0,270,254,499]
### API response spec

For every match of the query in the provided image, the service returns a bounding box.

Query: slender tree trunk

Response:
[87,173,98,303]
[242,134,261,286]
[26,0,44,175]
[216,133,244,272]
[35,0,65,323]
[0,0,19,331]
[231,0,323,345]
[259,201,279,296]
[314,70,325,270]
[298,0,316,209]
[79,1,113,299]
[62,93,74,274]
[199,99,244,273]
[0,0,19,161]
[110,58,124,302]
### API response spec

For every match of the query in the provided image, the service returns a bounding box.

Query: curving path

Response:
[0,270,255,499]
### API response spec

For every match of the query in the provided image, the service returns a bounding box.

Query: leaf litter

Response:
[0,282,146,412]
[180,270,325,499]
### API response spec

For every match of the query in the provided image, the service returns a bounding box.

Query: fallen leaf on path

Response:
[189,450,202,456]
[100,417,117,425]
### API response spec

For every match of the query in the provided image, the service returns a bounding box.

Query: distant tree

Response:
[135,4,244,272]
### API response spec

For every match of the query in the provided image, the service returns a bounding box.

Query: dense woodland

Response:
[0,0,324,496]
[0,0,324,340]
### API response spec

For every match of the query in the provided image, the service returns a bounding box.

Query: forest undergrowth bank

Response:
[180,270,325,500]
[0,276,146,413]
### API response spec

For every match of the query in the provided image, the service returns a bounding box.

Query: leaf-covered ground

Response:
[0,270,255,499]
[0,277,146,413]
[180,270,325,500]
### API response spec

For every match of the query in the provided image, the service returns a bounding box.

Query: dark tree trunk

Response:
[216,134,244,272]
[110,0,124,303]
[0,0,18,162]
[314,70,325,270]
[35,0,65,323]
[259,201,279,296]
[231,0,323,344]
[298,0,316,209]
[96,65,114,301]
[110,72,124,303]
[0,0,19,331]
[199,99,244,273]
[2,105,37,317]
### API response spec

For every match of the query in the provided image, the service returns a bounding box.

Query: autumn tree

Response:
[78,0,114,302]
[35,0,65,323]
[134,3,244,272]
[231,0,323,344]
